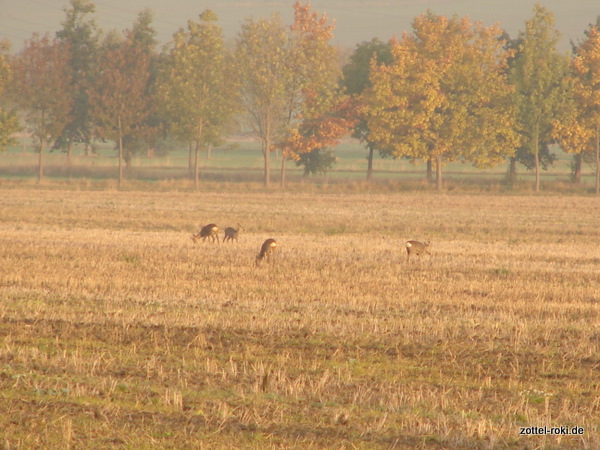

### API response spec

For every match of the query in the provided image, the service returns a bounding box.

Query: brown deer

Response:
[192,223,219,244]
[223,223,243,243]
[256,238,277,265]
[405,240,431,263]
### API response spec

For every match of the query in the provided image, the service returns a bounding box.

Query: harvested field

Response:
[0,188,599,448]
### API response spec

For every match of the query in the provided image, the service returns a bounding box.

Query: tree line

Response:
[0,1,599,193]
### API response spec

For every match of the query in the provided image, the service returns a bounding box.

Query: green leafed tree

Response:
[0,40,19,151]
[235,2,347,188]
[235,14,291,187]
[509,3,571,192]
[342,38,392,181]
[157,10,237,189]
[366,12,518,191]
[87,29,152,188]
[54,0,99,162]
[9,34,73,183]
[122,8,162,168]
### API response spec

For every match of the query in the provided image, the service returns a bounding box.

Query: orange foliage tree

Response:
[280,89,356,176]
[278,2,345,184]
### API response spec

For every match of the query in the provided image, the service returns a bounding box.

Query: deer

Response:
[223,223,243,243]
[405,240,431,263]
[192,223,220,244]
[256,238,277,265]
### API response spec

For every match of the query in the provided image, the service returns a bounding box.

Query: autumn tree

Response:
[553,21,600,194]
[9,34,73,183]
[509,4,570,192]
[87,27,152,187]
[281,89,356,176]
[157,10,236,189]
[342,38,392,181]
[366,12,518,191]
[54,0,99,162]
[279,1,344,187]
[0,40,19,151]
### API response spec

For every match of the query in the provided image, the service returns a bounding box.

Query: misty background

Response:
[1,0,598,52]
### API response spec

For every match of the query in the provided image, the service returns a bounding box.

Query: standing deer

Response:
[192,223,220,244]
[223,223,243,243]
[256,238,277,265]
[405,240,431,263]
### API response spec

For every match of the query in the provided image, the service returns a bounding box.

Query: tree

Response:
[235,2,343,188]
[9,34,73,183]
[553,21,600,194]
[366,12,518,191]
[509,4,570,192]
[281,90,356,176]
[123,8,162,168]
[0,40,19,151]
[87,29,152,187]
[235,14,291,187]
[157,10,236,189]
[503,32,556,185]
[54,0,98,162]
[279,1,343,187]
[342,39,392,181]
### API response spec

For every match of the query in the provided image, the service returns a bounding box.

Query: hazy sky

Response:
[1,0,598,51]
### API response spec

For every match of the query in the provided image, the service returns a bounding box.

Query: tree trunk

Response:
[66,140,73,166]
[118,118,123,188]
[596,122,600,195]
[435,154,442,191]
[533,124,540,193]
[263,108,271,188]
[37,140,45,184]
[280,155,286,189]
[194,140,200,190]
[572,153,582,184]
[125,150,132,170]
[264,141,270,187]
[426,158,433,184]
[206,142,212,159]
[508,157,517,183]
[366,145,374,182]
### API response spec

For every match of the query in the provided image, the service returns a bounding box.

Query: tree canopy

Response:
[342,38,393,181]
[87,30,153,187]
[366,12,518,190]
[0,39,19,152]
[3,2,600,191]
[9,34,73,183]
[54,0,98,160]
[509,4,571,192]
[553,22,600,194]
[157,10,237,188]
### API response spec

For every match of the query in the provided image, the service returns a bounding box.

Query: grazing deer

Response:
[223,223,243,243]
[256,238,277,265]
[405,240,431,263]
[192,223,219,244]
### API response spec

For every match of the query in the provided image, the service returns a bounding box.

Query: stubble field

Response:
[0,187,599,448]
